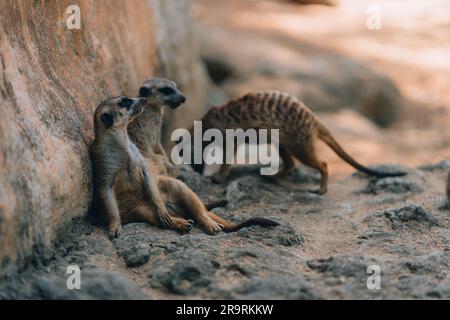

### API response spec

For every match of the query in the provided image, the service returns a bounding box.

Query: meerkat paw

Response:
[180,219,194,233]
[157,211,173,228]
[203,220,224,235]
[170,218,194,234]
[309,188,326,195]
[108,222,122,239]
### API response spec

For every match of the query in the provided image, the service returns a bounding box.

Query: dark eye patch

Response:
[100,112,114,128]
[158,87,175,95]
[139,87,150,97]
[119,98,133,110]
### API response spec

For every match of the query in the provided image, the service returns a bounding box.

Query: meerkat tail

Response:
[207,212,279,233]
[315,122,406,177]
[205,199,229,211]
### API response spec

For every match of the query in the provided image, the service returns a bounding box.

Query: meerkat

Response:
[128,77,228,210]
[127,77,185,177]
[91,96,279,238]
[194,91,406,194]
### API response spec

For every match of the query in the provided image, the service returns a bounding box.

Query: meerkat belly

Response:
[216,118,294,148]
[114,165,147,212]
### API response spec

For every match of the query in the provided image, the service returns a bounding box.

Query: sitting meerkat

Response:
[127,77,184,177]
[91,96,279,238]
[194,91,406,194]
[128,77,228,210]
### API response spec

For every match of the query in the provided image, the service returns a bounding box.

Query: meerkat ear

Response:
[101,112,114,128]
[139,86,151,98]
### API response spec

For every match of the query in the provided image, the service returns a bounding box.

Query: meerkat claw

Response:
[185,219,194,232]
[159,213,173,228]
[108,225,121,240]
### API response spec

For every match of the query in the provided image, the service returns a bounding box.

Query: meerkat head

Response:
[94,96,147,131]
[138,77,186,109]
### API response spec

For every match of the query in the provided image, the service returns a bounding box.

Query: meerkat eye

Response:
[119,98,133,110]
[100,113,114,128]
[158,87,175,95]
[139,87,150,97]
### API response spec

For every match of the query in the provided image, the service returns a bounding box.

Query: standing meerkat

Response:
[195,91,406,194]
[127,77,185,177]
[91,96,279,238]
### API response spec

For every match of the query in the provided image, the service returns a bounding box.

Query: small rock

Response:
[307,255,379,278]
[371,204,440,229]
[154,254,218,295]
[226,177,258,204]
[358,177,422,195]
[236,228,250,237]
[404,251,448,275]
[243,221,304,247]
[123,243,150,267]
[32,269,146,299]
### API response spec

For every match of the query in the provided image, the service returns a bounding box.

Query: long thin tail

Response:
[208,212,279,233]
[316,122,406,177]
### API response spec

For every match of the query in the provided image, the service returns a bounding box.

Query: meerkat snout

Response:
[138,77,187,109]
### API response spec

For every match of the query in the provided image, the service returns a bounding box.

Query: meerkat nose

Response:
[180,95,186,103]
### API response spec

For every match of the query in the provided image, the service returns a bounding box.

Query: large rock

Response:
[0,0,209,273]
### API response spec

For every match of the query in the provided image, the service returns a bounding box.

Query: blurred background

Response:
[188,0,450,176]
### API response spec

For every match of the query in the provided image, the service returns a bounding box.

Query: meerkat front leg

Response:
[98,183,122,239]
[141,166,173,228]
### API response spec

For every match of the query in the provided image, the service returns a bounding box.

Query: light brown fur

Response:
[91,96,278,237]
[127,78,185,177]
[197,91,406,194]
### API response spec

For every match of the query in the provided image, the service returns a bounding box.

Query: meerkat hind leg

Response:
[294,144,328,194]
[126,205,193,233]
[211,142,238,183]
[158,176,224,234]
